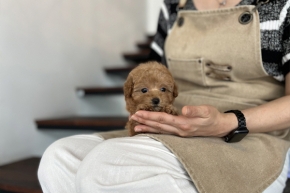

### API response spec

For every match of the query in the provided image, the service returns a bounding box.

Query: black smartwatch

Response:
[224,110,249,143]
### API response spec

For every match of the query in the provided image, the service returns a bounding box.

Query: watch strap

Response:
[224,110,249,143]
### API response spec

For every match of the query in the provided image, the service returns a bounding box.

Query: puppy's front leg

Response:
[164,105,178,116]
[126,119,140,136]
[136,104,151,111]
[127,105,151,136]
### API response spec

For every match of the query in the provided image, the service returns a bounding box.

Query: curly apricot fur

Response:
[123,62,178,136]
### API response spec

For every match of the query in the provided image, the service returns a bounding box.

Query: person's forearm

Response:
[241,95,290,133]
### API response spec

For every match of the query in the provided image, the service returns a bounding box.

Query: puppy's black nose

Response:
[152,98,160,105]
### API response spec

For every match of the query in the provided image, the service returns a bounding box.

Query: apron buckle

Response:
[239,11,253,25]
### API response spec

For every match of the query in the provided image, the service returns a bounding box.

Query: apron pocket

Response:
[167,58,207,86]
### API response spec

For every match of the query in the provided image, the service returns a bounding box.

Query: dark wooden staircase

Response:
[36,116,128,131]
[35,36,153,132]
[0,37,152,193]
[76,87,124,96]
[37,36,153,131]
[0,158,42,193]
[123,49,151,63]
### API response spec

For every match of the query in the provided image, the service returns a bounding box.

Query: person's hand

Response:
[128,114,132,120]
[130,105,236,137]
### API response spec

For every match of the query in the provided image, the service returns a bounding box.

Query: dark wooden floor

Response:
[0,157,290,193]
[284,179,290,193]
[0,157,42,193]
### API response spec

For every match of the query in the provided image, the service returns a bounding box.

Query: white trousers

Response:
[38,134,290,193]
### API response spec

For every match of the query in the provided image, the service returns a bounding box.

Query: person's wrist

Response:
[224,110,249,143]
[220,112,238,137]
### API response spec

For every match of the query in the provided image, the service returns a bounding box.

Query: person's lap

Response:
[38,134,289,193]
[38,135,103,193]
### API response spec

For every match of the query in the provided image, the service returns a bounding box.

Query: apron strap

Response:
[253,0,271,12]
[178,0,187,9]
[256,0,270,4]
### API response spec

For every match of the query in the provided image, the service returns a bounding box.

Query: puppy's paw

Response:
[126,119,140,136]
[164,105,178,116]
[136,104,150,111]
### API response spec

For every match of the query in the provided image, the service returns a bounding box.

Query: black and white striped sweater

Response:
[149,0,290,81]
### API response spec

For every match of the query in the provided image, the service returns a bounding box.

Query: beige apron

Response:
[98,4,290,193]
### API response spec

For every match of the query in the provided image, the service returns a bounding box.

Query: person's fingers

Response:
[133,110,185,127]
[131,111,208,137]
[132,114,181,135]
[128,114,132,120]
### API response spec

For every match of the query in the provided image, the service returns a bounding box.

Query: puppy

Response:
[123,61,178,136]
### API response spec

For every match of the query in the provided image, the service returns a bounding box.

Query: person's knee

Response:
[76,139,125,190]
[76,137,194,192]
[38,137,75,182]
[76,137,163,187]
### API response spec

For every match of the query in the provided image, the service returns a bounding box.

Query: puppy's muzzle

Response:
[152,98,160,105]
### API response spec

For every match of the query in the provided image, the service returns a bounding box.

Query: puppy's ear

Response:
[173,82,178,98]
[123,75,134,99]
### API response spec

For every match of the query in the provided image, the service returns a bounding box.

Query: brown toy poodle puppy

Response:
[124,61,178,136]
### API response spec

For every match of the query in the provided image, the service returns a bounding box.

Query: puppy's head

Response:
[124,61,178,113]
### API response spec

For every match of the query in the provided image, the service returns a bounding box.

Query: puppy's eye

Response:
[160,88,166,92]
[141,88,148,93]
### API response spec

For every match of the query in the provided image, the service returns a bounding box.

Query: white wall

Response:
[0,0,164,166]
[145,0,163,35]
[0,0,163,166]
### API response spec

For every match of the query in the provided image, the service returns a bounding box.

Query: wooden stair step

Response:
[146,35,154,42]
[123,50,150,63]
[77,87,123,96]
[0,157,42,193]
[36,116,127,131]
[105,66,135,75]
[284,179,290,193]
[137,41,151,49]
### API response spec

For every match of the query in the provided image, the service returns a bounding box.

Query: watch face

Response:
[228,132,248,142]
[225,127,249,143]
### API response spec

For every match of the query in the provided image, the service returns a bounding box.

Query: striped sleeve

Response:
[148,0,179,65]
[282,7,290,77]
